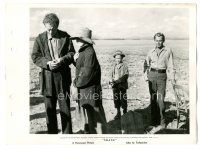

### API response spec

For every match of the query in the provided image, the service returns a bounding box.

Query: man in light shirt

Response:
[144,32,175,128]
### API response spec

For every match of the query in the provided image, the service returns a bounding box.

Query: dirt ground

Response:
[29,39,189,134]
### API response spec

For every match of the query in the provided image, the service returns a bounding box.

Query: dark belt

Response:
[150,68,166,73]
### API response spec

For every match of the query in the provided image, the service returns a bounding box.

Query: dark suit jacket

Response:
[31,29,75,97]
[74,44,102,107]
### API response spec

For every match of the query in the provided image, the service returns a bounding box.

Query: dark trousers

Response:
[113,88,127,110]
[148,71,167,126]
[44,83,72,134]
[83,105,107,134]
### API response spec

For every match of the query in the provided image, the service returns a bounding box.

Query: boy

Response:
[110,50,129,120]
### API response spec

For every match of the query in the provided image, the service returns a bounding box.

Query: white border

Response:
[1,0,199,148]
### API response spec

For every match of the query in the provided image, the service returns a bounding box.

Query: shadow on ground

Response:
[155,128,188,134]
[102,100,189,134]
[34,129,61,134]
[30,96,44,106]
[30,97,189,134]
[30,108,76,121]
[165,101,177,125]
[30,109,60,121]
[105,104,151,134]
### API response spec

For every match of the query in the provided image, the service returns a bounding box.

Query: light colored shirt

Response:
[111,62,129,89]
[146,46,175,80]
[112,63,129,81]
[47,33,61,60]
[114,63,122,80]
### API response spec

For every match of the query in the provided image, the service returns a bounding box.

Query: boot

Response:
[84,123,90,134]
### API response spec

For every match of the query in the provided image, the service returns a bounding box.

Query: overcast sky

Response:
[30,6,189,39]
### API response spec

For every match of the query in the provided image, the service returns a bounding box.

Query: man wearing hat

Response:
[109,50,129,120]
[144,32,175,128]
[71,28,107,134]
[31,13,75,134]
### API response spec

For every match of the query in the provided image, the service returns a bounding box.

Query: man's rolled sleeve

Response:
[167,49,175,81]
[144,51,151,73]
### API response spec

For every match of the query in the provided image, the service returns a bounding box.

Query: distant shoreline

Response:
[30,37,189,41]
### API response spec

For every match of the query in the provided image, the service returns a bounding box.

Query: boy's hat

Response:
[113,50,125,58]
[70,28,94,44]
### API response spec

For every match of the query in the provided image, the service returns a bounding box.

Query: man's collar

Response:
[152,46,166,53]
[115,62,124,68]
[47,33,52,40]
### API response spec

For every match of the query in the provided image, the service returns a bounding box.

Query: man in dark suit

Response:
[31,13,75,134]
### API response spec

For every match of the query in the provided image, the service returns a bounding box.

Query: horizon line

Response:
[29,37,189,41]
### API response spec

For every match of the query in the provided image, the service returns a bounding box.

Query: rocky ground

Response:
[29,39,189,134]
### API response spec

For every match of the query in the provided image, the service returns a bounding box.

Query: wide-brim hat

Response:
[113,50,125,58]
[70,28,95,45]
